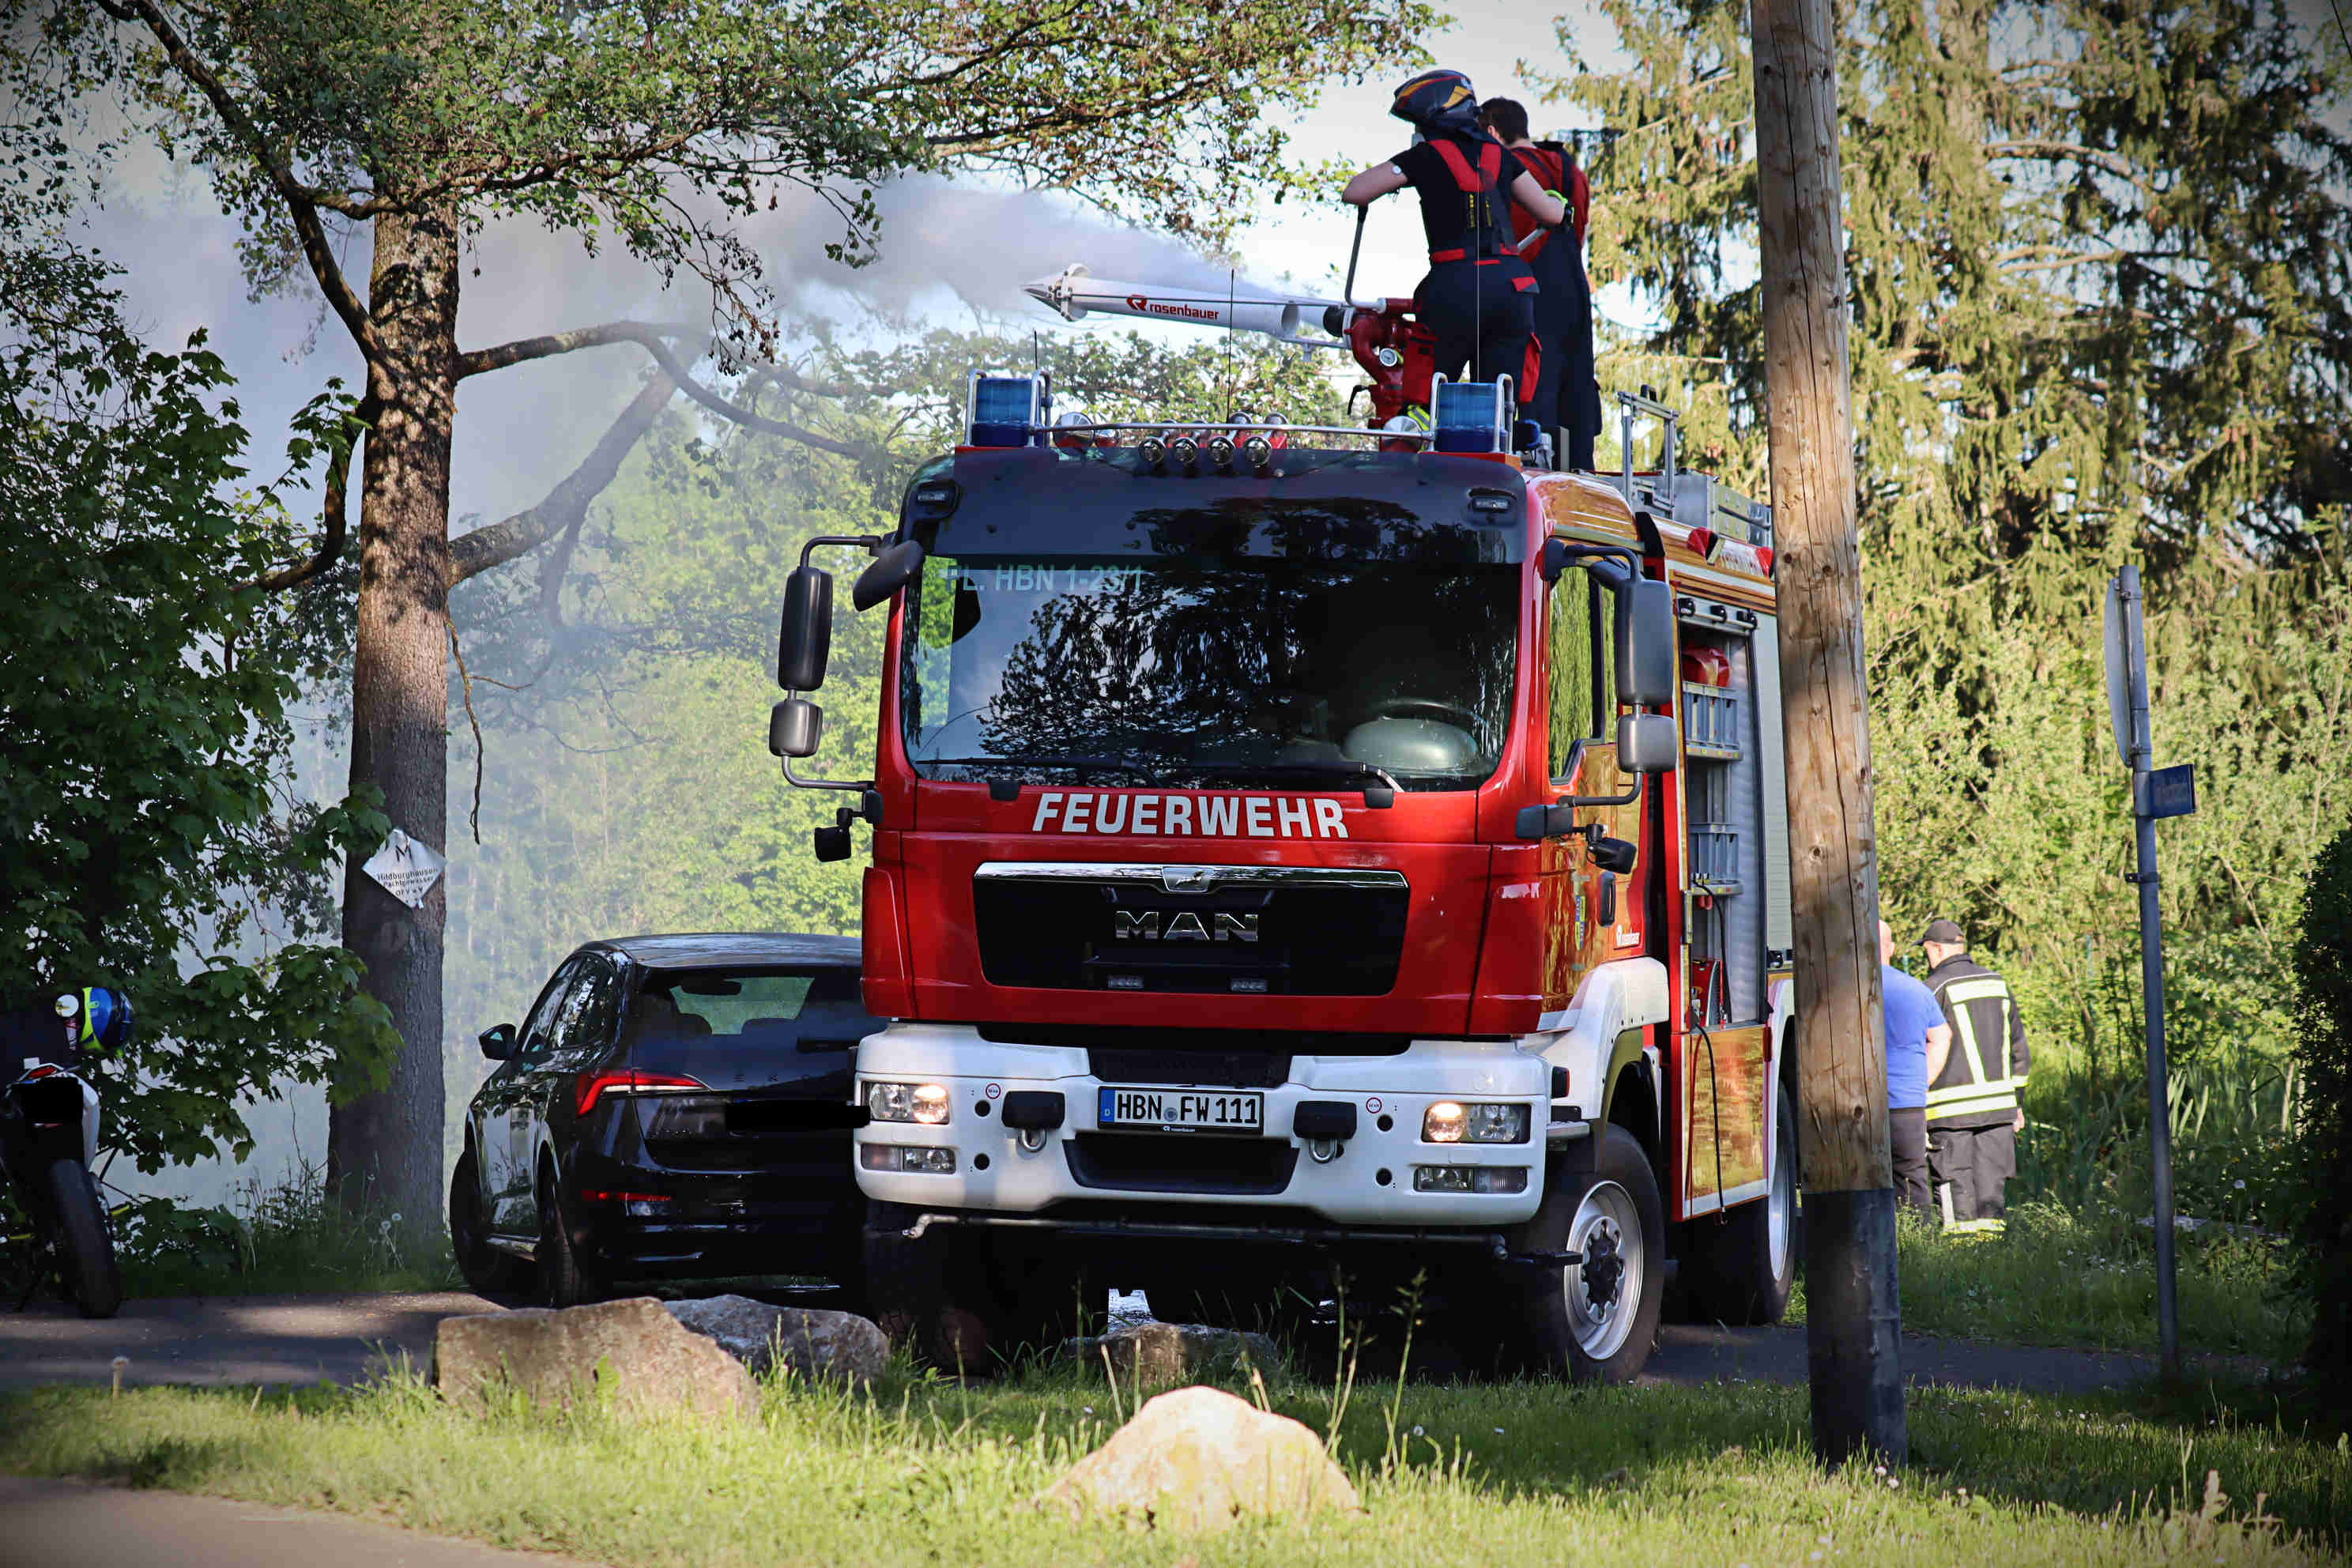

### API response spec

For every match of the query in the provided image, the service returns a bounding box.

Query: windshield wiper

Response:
[1189,760,1404,803]
[918,754,1155,781]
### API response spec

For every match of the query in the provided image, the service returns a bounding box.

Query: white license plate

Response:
[1097,1087,1265,1133]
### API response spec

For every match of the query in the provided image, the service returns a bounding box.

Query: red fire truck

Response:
[770,279,1796,1382]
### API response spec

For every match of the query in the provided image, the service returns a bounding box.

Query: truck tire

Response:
[1495,1124,1664,1383]
[1678,1081,1799,1325]
[861,1200,944,1355]
[861,1212,1084,1370]
[956,1232,1095,1363]
[46,1159,122,1319]
[535,1166,603,1308]
[450,1146,528,1298]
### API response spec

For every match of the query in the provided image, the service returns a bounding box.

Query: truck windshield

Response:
[899,554,1519,792]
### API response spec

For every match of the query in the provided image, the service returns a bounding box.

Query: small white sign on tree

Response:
[362,827,446,910]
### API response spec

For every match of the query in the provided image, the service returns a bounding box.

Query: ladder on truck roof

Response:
[1592,389,1777,552]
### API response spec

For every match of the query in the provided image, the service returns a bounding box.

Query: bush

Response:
[2286,826,2352,1380]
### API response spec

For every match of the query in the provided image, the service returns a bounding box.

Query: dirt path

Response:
[0,1473,600,1568]
[0,1290,2196,1396]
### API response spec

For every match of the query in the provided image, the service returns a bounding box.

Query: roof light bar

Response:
[1430,374,1513,454]
[967,371,1049,448]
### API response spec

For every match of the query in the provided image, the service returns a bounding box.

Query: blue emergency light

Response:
[967,371,1048,447]
[1430,375,1513,454]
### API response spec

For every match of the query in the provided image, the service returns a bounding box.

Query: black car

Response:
[450,933,881,1305]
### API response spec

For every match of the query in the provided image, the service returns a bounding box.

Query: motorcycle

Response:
[2,988,131,1318]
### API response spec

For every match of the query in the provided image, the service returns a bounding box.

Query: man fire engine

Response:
[766,266,1800,1384]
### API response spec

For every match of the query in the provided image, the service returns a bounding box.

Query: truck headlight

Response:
[866,1080,951,1125]
[1422,1101,1529,1144]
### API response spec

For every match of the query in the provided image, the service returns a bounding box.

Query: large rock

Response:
[1035,1385,1362,1532]
[1064,1322,1280,1389]
[432,1296,755,1419]
[664,1295,889,1387]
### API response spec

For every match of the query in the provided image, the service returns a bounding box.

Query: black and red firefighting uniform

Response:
[1390,134,1541,398]
[1502,141,1600,468]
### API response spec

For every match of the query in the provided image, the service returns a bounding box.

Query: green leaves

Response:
[1554,0,2352,1069]
[0,240,398,1174]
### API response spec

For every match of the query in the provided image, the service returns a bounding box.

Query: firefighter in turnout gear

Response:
[1479,96,1601,469]
[1344,70,1566,398]
[1920,918,2031,1231]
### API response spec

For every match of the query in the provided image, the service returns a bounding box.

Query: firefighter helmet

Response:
[1390,70,1483,137]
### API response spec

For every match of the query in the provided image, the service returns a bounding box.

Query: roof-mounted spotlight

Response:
[1207,434,1236,469]
[1136,434,1167,468]
[1242,433,1273,469]
[1168,434,1200,469]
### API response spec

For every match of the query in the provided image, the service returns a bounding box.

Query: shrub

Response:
[2286,825,2352,1381]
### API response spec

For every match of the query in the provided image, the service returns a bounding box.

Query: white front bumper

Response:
[851,1022,1547,1227]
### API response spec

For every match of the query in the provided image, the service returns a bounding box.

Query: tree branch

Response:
[447,370,680,584]
[455,320,860,398]
[1983,140,2150,189]
[454,320,704,380]
[633,335,869,462]
[237,390,380,593]
[100,0,380,359]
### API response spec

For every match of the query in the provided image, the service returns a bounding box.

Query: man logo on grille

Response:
[1113,910,1260,943]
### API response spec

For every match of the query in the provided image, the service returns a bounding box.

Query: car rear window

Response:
[628,966,861,1042]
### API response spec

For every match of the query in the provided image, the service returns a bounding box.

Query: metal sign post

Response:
[2103,563,2188,1381]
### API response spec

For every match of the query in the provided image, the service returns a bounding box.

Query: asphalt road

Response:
[0,1288,2181,1396]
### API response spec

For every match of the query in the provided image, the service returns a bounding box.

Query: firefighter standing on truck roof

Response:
[1343,70,1566,402]
[1921,918,2032,1233]
[1479,96,1601,469]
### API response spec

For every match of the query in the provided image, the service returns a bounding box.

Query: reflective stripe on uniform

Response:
[1926,1080,2020,1118]
[1928,973,2022,1117]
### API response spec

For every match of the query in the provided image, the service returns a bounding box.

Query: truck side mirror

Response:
[1617,711,1679,774]
[853,539,927,612]
[478,1023,515,1061]
[770,697,823,759]
[1616,579,1677,706]
[778,565,833,691]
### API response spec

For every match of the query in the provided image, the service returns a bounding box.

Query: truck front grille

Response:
[971,862,1408,996]
[1065,1133,1298,1196]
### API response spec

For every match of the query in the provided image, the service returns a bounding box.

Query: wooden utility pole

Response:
[1751,0,1908,1465]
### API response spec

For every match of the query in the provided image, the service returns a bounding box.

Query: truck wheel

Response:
[1678,1081,1799,1325]
[450,1146,527,1298]
[861,1212,1080,1370]
[535,1167,603,1308]
[46,1159,121,1319]
[958,1234,1095,1362]
[1498,1125,1664,1382]
[861,1200,943,1356]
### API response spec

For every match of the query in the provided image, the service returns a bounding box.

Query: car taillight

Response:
[575,1069,707,1117]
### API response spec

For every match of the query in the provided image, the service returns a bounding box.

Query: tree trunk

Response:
[1751,0,1907,1466]
[327,202,462,1234]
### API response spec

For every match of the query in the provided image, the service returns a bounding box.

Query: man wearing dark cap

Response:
[1920,919,2031,1232]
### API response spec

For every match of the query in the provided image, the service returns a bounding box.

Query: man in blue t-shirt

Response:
[1880,919,1951,1219]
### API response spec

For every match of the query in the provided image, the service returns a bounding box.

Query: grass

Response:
[1888,1204,2304,1363]
[1779,1204,2308,1365]
[100,1161,460,1298]
[2,1355,2346,1565]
